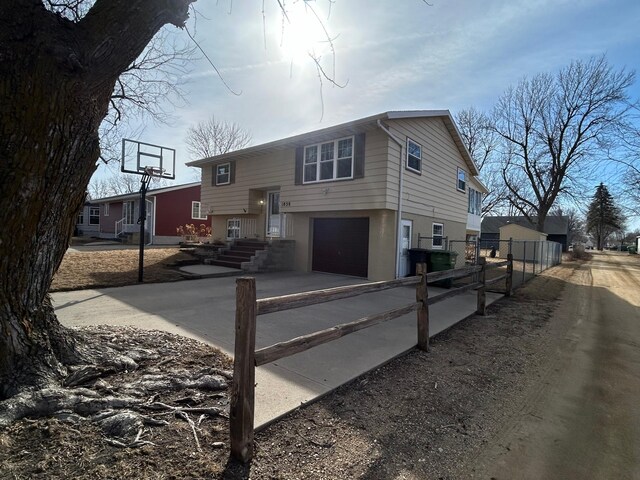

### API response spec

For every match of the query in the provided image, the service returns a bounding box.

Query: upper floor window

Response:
[192,201,207,220]
[303,136,354,183]
[406,138,422,173]
[468,188,482,215]
[457,167,466,192]
[89,207,100,225]
[103,203,110,216]
[216,163,231,185]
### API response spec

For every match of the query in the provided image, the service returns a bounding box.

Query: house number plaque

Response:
[281,201,291,207]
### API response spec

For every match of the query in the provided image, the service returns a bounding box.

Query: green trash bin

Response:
[629,245,637,255]
[429,251,458,288]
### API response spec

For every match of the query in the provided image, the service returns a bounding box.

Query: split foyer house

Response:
[188,111,487,281]
[91,182,211,244]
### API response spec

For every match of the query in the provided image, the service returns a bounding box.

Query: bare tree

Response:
[185,116,252,159]
[494,55,635,232]
[455,107,509,216]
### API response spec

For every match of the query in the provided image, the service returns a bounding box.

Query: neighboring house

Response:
[92,182,211,245]
[187,110,487,281]
[75,201,101,236]
[481,216,570,251]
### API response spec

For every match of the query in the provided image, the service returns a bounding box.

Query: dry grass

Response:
[51,248,196,291]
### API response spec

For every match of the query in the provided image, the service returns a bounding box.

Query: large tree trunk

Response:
[0,0,193,401]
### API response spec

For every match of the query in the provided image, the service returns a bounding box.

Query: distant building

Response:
[75,201,101,236]
[91,182,211,245]
[481,216,570,252]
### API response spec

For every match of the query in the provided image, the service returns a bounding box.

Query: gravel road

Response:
[470,251,640,479]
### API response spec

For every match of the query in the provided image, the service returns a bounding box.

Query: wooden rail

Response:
[229,255,513,462]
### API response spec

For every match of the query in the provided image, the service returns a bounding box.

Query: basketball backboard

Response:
[121,139,176,179]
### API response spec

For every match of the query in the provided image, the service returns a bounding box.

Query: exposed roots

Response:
[0,326,232,449]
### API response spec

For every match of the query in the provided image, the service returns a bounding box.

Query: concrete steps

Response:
[206,240,268,269]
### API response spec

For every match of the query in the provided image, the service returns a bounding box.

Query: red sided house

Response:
[92,182,211,244]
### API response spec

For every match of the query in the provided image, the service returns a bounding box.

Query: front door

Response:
[399,219,412,277]
[266,191,280,237]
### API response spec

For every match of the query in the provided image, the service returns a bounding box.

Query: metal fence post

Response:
[533,241,537,275]
[416,262,429,351]
[230,277,257,463]
[506,253,513,296]
[522,241,527,284]
[476,257,486,315]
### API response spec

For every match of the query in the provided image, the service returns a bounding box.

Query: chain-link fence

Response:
[440,237,562,292]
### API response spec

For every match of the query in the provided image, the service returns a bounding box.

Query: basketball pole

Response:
[138,172,151,283]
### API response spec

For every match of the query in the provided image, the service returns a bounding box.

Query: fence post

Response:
[230,277,257,463]
[416,262,429,351]
[532,241,537,275]
[506,253,513,296]
[476,256,486,315]
[522,241,527,284]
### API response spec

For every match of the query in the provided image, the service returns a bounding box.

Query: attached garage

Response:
[312,217,370,277]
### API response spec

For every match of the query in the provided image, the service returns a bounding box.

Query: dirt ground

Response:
[0,253,640,480]
[51,246,195,291]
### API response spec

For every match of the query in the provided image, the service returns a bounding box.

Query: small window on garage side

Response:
[103,203,110,216]
[89,207,100,225]
[216,163,230,185]
[406,138,422,173]
[432,223,444,249]
[76,213,84,225]
[457,167,466,192]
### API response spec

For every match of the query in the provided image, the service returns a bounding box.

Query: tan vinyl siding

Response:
[201,150,293,215]
[387,118,471,224]
[200,129,394,215]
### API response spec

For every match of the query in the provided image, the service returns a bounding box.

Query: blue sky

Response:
[97,0,640,226]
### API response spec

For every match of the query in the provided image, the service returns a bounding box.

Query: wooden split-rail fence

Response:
[230,255,514,462]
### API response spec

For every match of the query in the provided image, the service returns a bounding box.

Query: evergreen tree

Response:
[586,183,625,250]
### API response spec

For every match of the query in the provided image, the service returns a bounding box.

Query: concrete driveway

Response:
[53,271,502,427]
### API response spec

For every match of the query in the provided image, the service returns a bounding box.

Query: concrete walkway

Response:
[52,270,502,428]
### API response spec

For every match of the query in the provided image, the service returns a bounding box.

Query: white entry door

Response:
[399,219,412,277]
[266,191,281,237]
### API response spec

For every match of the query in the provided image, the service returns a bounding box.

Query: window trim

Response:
[103,203,110,216]
[457,167,467,192]
[76,213,84,225]
[191,201,207,220]
[216,162,231,186]
[302,135,355,184]
[89,207,100,225]
[406,138,422,174]
[432,222,444,250]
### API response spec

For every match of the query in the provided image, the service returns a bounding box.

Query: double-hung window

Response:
[89,207,100,225]
[406,139,422,173]
[76,213,84,225]
[303,136,353,183]
[457,167,466,192]
[216,163,230,185]
[432,223,444,249]
[192,201,207,220]
[104,203,110,216]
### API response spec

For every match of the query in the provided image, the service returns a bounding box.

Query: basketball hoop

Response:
[141,166,166,185]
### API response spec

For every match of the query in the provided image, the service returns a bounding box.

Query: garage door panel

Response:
[312,218,369,277]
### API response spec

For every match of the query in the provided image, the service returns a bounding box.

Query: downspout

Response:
[377,119,405,279]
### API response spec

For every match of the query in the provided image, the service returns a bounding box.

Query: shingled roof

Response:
[481,216,569,235]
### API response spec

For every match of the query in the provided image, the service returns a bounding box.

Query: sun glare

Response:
[278,2,332,64]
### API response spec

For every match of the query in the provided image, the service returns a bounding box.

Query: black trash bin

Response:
[408,248,431,276]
